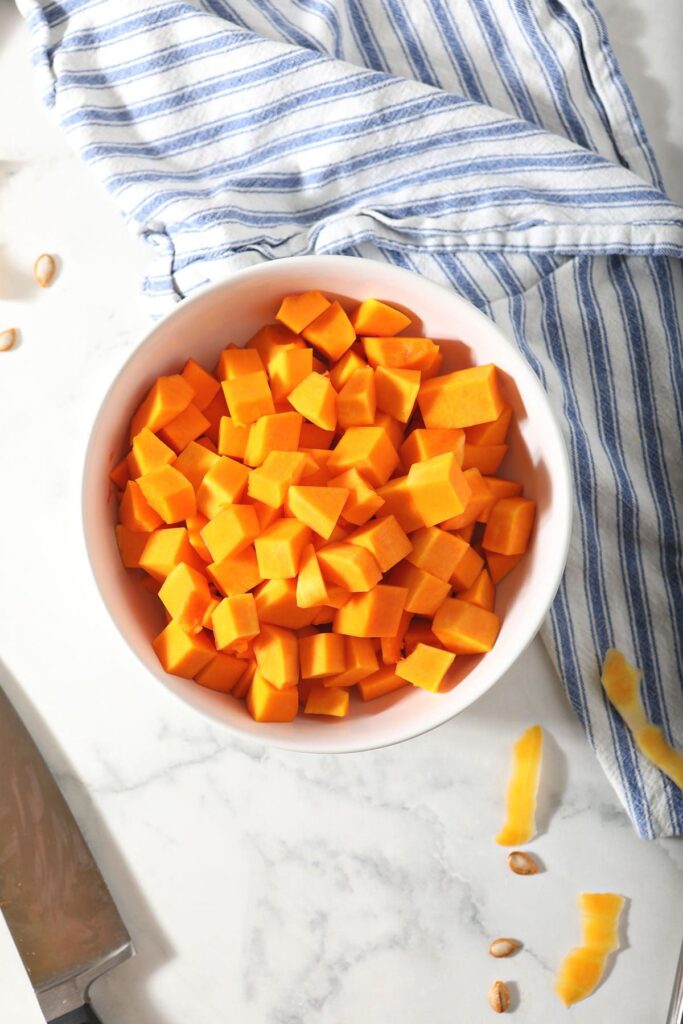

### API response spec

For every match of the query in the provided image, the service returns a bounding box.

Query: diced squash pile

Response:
[112,292,536,723]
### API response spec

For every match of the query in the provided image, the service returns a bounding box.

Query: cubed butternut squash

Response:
[285,485,349,539]
[432,598,500,654]
[196,456,250,518]
[137,465,196,524]
[333,584,408,637]
[254,519,311,579]
[347,515,412,572]
[357,665,408,701]
[317,543,382,592]
[211,593,259,652]
[173,440,220,491]
[418,364,504,429]
[247,669,299,722]
[158,402,211,453]
[407,452,471,527]
[194,652,245,692]
[399,427,465,470]
[243,411,303,467]
[387,562,451,616]
[182,357,220,410]
[350,298,411,336]
[337,366,376,429]
[326,426,398,487]
[152,620,215,678]
[128,427,176,478]
[362,336,438,371]
[396,643,455,692]
[216,346,264,381]
[200,504,260,562]
[252,624,299,688]
[139,528,204,581]
[302,300,356,361]
[374,366,420,422]
[300,632,346,679]
[222,371,275,426]
[208,545,263,596]
[267,346,313,402]
[276,290,331,334]
[288,372,337,431]
[158,562,212,634]
[119,480,163,533]
[130,374,195,440]
[482,497,536,555]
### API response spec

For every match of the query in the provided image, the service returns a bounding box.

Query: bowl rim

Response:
[82,254,573,753]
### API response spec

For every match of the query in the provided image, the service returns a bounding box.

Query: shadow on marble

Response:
[534,729,568,839]
[0,235,36,301]
[0,657,176,1024]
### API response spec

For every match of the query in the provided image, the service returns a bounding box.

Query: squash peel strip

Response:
[601,649,683,789]
[555,893,624,1006]
[495,724,543,845]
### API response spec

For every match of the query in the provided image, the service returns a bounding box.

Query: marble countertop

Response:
[1,3,681,1022]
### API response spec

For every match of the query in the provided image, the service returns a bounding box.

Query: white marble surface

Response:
[1,3,682,1022]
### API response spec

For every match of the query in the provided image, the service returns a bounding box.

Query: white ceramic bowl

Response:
[83,255,572,753]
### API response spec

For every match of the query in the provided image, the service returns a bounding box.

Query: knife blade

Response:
[0,684,133,1022]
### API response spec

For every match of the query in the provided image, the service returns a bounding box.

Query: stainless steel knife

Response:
[0,684,133,1023]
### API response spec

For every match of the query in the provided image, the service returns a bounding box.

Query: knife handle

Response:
[50,1006,102,1024]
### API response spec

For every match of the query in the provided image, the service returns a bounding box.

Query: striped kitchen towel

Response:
[19,0,683,836]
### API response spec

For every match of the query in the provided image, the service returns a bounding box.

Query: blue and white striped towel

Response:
[20,0,683,837]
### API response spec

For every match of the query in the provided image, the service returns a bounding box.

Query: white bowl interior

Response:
[83,256,571,752]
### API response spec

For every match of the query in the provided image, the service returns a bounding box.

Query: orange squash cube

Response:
[323,637,378,687]
[300,632,346,679]
[130,374,195,440]
[465,403,512,445]
[405,526,469,582]
[217,416,250,459]
[450,544,484,590]
[137,465,196,523]
[317,543,382,592]
[115,525,149,568]
[374,366,420,422]
[232,658,257,700]
[477,477,524,523]
[196,456,250,518]
[387,562,451,616]
[128,427,176,477]
[302,300,356,361]
[194,652,245,692]
[200,504,259,562]
[326,426,398,487]
[276,290,331,334]
[456,568,495,611]
[462,443,508,475]
[296,544,328,608]
[182,357,220,410]
[201,388,229,445]
[304,684,349,717]
[329,348,367,391]
[222,370,274,426]
[328,468,384,526]
[208,545,262,596]
[380,610,412,664]
[109,456,130,491]
[362,336,438,371]
[153,621,215,678]
[119,480,163,533]
[337,366,376,429]
[399,428,465,470]
[299,423,335,449]
[333,584,408,637]
[350,298,411,336]
[254,578,318,629]
[158,402,210,453]
[375,475,424,533]
[396,643,455,692]
[243,411,303,467]
[418,364,505,429]
[139,528,204,581]
[267,346,313,402]
[440,468,492,530]
[254,519,311,579]
[404,618,441,655]
[216,346,264,381]
[247,450,312,508]
[248,498,282,531]
[288,372,337,431]
[173,440,220,491]
[432,598,500,654]
[252,623,299,688]
[357,665,408,701]
[186,513,212,563]
[247,323,302,362]
[247,669,299,722]
[286,485,349,539]
[158,562,212,634]
[483,497,536,554]
[347,515,412,572]
[486,550,523,583]
[373,411,404,451]
[211,593,259,652]
[407,452,471,528]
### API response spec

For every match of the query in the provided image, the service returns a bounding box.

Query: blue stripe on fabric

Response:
[81,84,458,163]
[574,256,659,835]
[344,0,390,73]
[383,0,441,88]
[427,0,487,103]
[50,3,200,52]
[289,0,343,58]
[469,0,539,123]
[509,0,592,150]
[61,47,322,127]
[54,28,259,88]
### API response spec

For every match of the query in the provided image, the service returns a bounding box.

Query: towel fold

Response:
[20,0,683,836]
